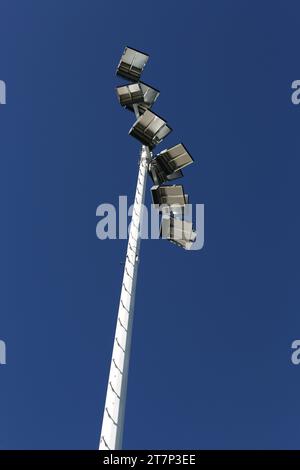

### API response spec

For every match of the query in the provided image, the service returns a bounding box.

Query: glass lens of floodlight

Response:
[174,219,193,240]
[139,110,153,128]
[159,186,182,197]
[124,48,135,63]
[155,126,172,141]
[129,110,172,148]
[116,83,144,107]
[117,86,130,100]
[130,84,143,102]
[132,53,147,70]
[161,216,196,247]
[144,116,164,137]
[168,144,193,167]
[151,185,186,207]
[158,144,193,173]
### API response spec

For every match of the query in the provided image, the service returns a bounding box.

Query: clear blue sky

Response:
[0,0,300,450]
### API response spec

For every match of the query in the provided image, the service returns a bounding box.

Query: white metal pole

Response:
[99,143,149,450]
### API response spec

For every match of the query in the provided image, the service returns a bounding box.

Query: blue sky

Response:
[0,0,300,449]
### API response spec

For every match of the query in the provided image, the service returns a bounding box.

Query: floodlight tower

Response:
[99,142,149,451]
[99,47,196,450]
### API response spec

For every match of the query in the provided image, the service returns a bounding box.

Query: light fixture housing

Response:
[149,143,193,184]
[151,185,188,214]
[116,83,144,107]
[129,109,172,148]
[161,214,196,250]
[116,46,149,81]
[126,82,160,114]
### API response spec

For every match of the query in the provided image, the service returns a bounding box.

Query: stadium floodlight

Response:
[161,214,197,250]
[129,109,172,148]
[126,82,160,114]
[117,82,160,113]
[116,46,149,81]
[151,184,187,207]
[116,83,144,107]
[149,143,193,184]
[100,46,197,452]
[151,184,188,216]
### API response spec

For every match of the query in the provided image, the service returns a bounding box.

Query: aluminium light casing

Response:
[116,83,144,107]
[116,46,149,81]
[129,109,172,149]
[126,82,160,114]
[151,185,188,214]
[161,214,197,250]
[149,143,194,185]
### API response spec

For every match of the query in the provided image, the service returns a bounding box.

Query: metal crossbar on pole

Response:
[99,145,149,450]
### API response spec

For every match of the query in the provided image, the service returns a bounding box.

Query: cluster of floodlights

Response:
[116,46,196,250]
